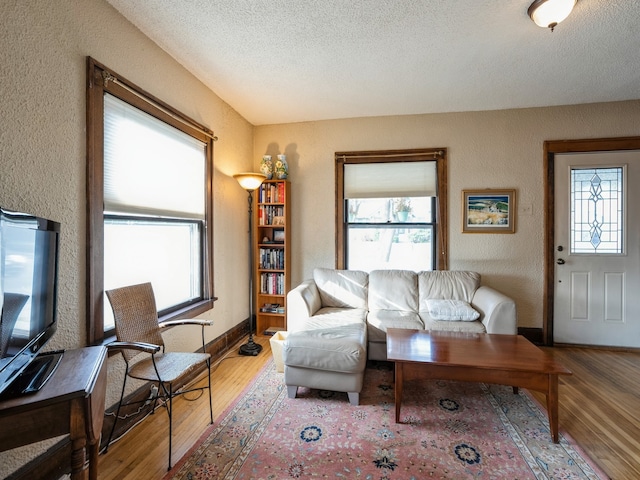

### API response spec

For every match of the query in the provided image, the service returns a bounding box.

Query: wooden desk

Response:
[0,346,108,480]
[387,329,572,443]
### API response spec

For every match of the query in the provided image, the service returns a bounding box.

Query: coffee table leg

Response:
[395,362,403,423]
[547,374,560,443]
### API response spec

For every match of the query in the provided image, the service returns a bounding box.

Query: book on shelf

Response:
[259,248,285,270]
[263,326,286,336]
[258,182,286,204]
[260,273,285,295]
[260,303,281,313]
[258,205,285,225]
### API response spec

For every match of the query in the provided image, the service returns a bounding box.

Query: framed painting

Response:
[462,189,516,233]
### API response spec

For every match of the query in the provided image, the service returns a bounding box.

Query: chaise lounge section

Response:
[283,269,369,405]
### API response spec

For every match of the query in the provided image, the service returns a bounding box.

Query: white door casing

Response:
[554,151,640,347]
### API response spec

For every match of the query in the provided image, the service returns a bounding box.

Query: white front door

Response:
[554,151,640,347]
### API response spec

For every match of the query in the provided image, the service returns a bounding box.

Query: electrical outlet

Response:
[145,385,158,405]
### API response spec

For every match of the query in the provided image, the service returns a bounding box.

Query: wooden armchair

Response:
[103,282,213,470]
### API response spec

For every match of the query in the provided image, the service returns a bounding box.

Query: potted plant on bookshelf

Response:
[394,197,411,222]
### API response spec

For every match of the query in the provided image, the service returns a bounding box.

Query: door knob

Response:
[556,258,565,265]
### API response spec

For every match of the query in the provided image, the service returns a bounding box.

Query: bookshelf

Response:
[255,179,290,335]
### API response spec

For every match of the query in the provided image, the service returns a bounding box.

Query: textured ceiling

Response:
[105,0,640,126]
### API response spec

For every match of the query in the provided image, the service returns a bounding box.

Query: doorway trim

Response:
[543,136,640,345]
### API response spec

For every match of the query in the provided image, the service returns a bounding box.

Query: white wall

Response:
[253,101,640,330]
[0,0,253,475]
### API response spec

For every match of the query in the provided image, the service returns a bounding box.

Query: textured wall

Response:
[0,0,253,476]
[2,0,639,476]
[253,100,640,330]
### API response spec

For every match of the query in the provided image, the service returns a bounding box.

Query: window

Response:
[336,150,448,271]
[86,58,215,344]
[570,166,624,254]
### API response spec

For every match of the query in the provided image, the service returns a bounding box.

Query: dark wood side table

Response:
[0,346,108,480]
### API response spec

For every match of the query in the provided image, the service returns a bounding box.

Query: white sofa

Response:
[283,268,516,404]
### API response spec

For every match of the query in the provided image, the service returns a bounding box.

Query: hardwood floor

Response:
[98,338,640,480]
[98,335,273,480]
[530,346,640,480]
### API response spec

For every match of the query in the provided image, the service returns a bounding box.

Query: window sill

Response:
[159,297,217,325]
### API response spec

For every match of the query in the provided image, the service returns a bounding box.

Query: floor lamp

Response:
[234,172,266,356]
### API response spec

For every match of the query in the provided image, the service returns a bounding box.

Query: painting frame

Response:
[462,189,516,234]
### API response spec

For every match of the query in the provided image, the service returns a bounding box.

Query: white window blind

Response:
[344,161,437,198]
[103,94,206,219]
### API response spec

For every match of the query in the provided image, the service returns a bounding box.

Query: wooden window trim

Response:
[86,57,215,345]
[335,148,448,270]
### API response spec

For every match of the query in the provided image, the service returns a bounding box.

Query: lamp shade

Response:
[234,172,266,191]
[528,0,577,30]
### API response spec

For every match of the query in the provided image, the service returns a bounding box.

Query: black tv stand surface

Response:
[2,350,64,397]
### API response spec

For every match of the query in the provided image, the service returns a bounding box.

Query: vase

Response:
[260,155,273,179]
[275,154,288,179]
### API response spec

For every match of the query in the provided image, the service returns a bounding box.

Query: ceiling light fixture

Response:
[528,0,577,32]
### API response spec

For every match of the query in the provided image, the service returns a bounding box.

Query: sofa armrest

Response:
[287,279,322,332]
[471,285,517,334]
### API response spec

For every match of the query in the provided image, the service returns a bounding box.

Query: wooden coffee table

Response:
[386,328,571,443]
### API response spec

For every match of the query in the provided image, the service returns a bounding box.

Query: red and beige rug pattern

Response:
[165,361,607,479]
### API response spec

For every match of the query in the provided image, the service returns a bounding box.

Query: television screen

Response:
[0,207,60,397]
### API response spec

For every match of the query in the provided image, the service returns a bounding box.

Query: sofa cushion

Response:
[425,299,480,321]
[283,323,367,374]
[418,271,480,310]
[421,314,487,334]
[367,310,424,343]
[313,268,368,309]
[300,307,368,330]
[368,270,418,312]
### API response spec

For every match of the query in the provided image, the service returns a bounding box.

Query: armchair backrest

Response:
[106,282,164,362]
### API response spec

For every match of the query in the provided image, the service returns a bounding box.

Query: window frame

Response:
[86,57,215,345]
[335,149,448,270]
[344,198,437,271]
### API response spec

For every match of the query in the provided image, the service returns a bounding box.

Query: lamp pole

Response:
[234,173,266,356]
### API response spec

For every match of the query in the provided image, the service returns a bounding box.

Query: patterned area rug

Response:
[165,360,607,479]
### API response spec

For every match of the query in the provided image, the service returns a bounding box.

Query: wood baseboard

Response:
[518,327,544,345]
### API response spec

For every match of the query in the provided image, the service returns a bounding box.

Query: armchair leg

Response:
[104,370,128,453]
[207,362,213,425]
[202,330,214,425]
[167,383,173,471]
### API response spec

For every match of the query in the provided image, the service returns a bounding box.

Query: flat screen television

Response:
[0,207,61,398]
